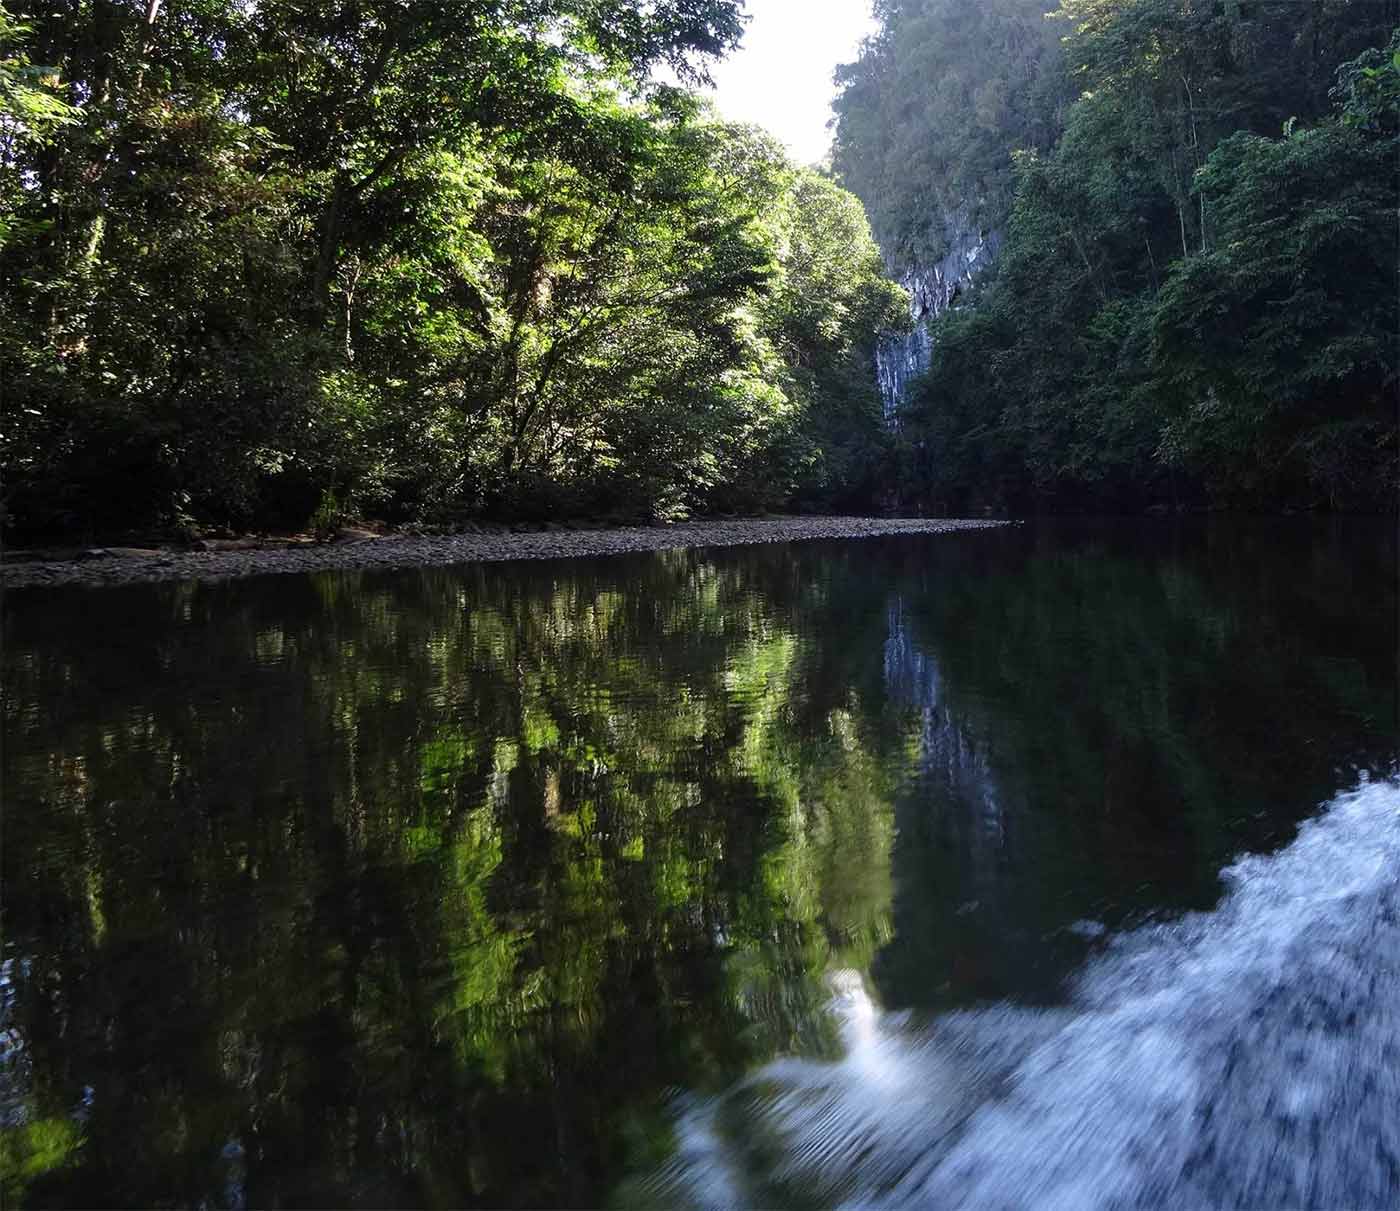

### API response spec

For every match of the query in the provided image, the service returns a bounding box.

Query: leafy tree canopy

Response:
[0,0,904,538]
[834,0,1400,513]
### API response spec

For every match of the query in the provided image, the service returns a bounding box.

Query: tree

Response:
[1151,33,1400,507]
[859,1,1400,513]
[1,0,913,538]
[762,169,909,508]
[0,3,76,245]
[832,0,1069,274]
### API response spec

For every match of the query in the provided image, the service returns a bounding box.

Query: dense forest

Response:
[833,0,1400,513]
[3,1,1398,538]
[0,0,904,539]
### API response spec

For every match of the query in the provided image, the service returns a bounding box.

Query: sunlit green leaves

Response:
[2,0,900,535]
[0,1116,85,1206]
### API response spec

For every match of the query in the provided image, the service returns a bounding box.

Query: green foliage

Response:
[0,1116,84,1205]
[0,3,77,251]
[1152,111,1398,506]
[832,0,1069,273]
[0,3,74,142]
[838,0,1400,513]
[0,0,903,538]
[761,170,910,508]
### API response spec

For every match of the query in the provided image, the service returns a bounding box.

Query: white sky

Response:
[692,0,879,166]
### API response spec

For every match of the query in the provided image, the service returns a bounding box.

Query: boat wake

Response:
[638,778,1400,1209]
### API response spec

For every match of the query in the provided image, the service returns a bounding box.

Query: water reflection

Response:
[885,597,1006,883]
[650,778,1400,1209]
[2,523,1395,1207]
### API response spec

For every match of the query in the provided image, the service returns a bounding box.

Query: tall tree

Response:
[1,0,914,537]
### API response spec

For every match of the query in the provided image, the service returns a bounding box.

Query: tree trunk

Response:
[311,178,348,325]
[130,0,163,93]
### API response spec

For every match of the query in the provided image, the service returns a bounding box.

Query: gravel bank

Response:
[0,517,1011,590]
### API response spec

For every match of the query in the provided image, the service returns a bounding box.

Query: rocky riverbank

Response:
[1,517,1010,590]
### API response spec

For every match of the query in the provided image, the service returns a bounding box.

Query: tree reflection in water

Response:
[3,523,1394,1207]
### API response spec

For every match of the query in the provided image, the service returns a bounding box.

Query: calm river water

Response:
[3,522,1397,1208]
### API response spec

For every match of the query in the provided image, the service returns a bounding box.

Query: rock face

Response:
[876,212,1001,422]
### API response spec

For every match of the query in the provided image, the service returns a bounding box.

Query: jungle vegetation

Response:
[4,0,1398,536]
[0,0,905,539]
[833,0,1400,512]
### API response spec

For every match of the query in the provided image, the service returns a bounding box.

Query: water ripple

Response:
[647,778,1400,1210]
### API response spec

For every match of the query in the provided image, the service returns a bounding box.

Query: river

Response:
[3,521,1395,1207]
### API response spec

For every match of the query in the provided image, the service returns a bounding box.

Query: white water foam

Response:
[642,778,1400,1209]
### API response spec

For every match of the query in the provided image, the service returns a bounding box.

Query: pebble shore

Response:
[0,517,1012,590]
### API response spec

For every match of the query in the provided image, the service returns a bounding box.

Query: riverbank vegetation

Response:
[834,0,1400,513]
[5,1,1398,540]
[0,0,904,541]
